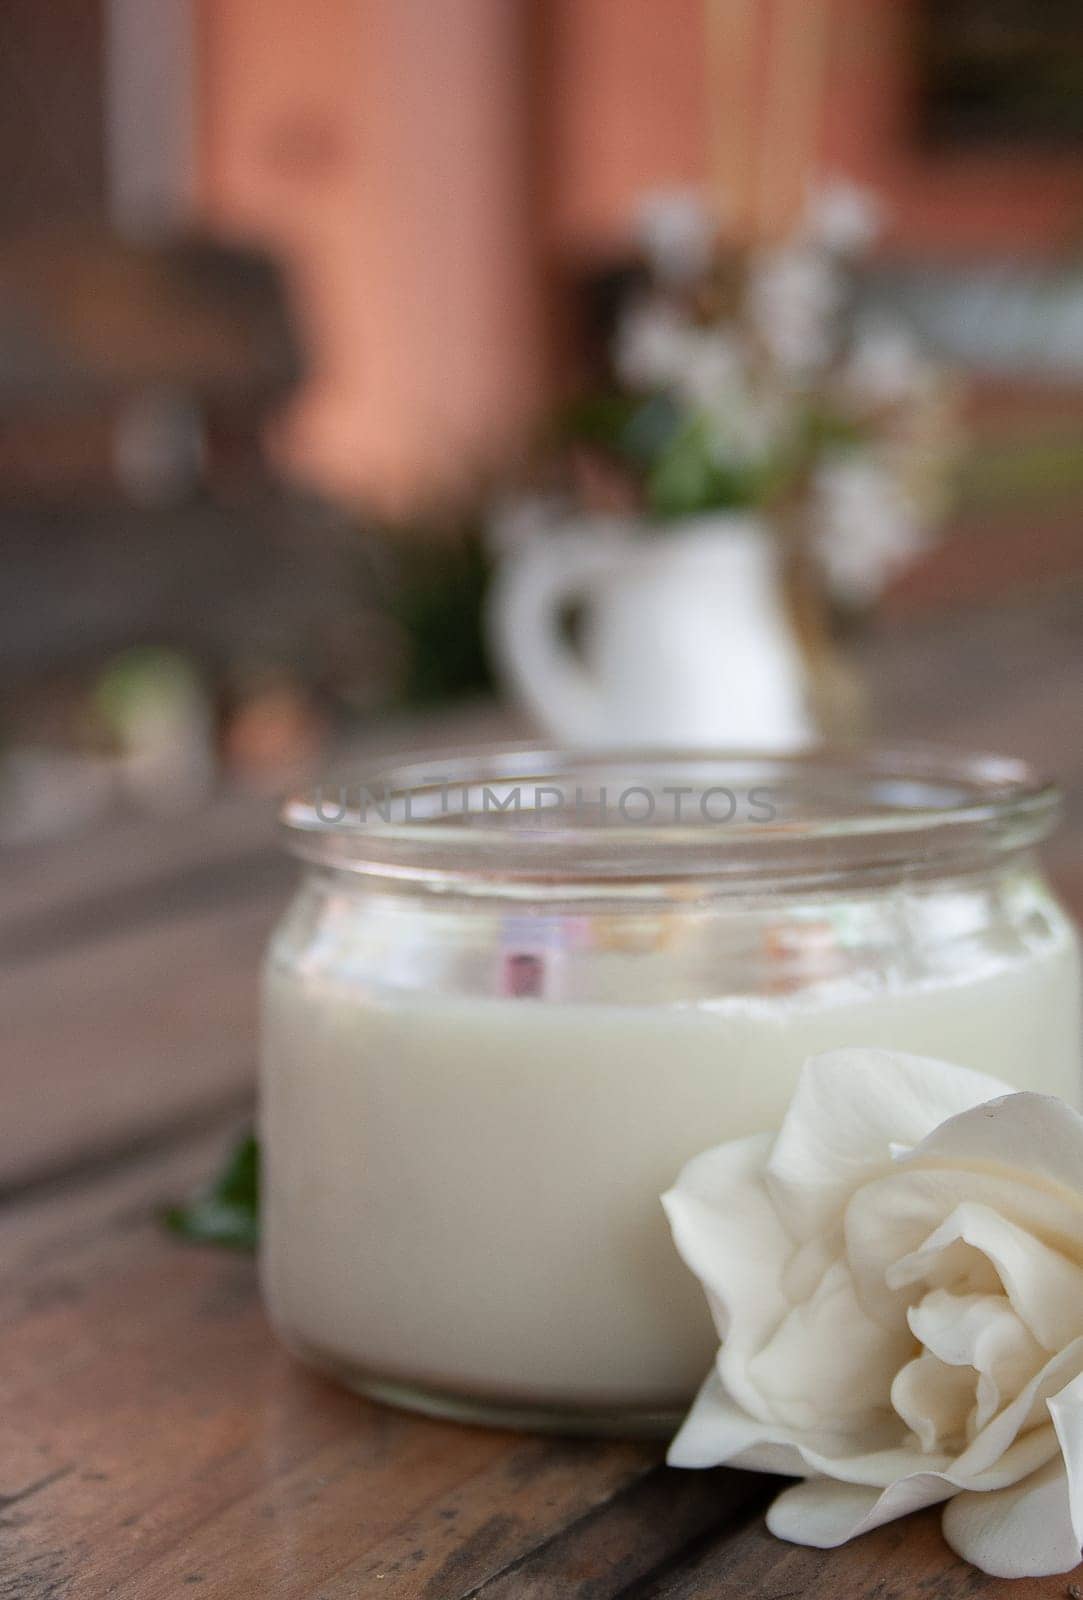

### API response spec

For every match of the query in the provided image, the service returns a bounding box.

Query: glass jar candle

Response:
[260,746,1082,1435]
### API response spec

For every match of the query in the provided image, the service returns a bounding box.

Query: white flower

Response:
[811,454,926,607]
[746,247,843,376]
[663,1049,1083,1580]
[615,309,791,467]
[635,189,716,287]
[843,319,933,410]
[807,179,885,257]
[671,329,745,411]
[614,300,691,390]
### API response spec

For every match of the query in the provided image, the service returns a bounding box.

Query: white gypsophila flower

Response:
[712,382,796,468]
[662,333,789,468]
[614,299,693,390]
[671,329,746,411]
[663,1049,1083,1580]
[635,189,716,287]
[615,314,790,467]
[746,247,843,376]
[806,179,885,257]
[811,455,926,607]
[843,319,934,411]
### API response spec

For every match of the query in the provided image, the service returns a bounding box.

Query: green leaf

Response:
[555,392,642,453]
[616,395,685,465]
[388,531,495,708]
[646,416,765,519]
[164,1133,260,1252]
[556,392,685,473]
[802,405,867,455]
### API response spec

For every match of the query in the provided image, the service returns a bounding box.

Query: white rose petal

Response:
[1050,1371,1083,1547]
[941,1460,1082,1581]
[948,1338,1083,1481]
[766,1473,953,1548]
[886,1201,1083,1352]
[906,1088,1083,1197]
[666,1367,810,1474]
[663,1134,791,1424]
[891,1350,977,1453]
[906,1289,1045,1439]
[663,1048,1083,1579]
[746,1258,911,1432]
[764,1046,1010,1241]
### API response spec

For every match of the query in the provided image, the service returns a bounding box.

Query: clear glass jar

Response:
[260,746,1081,1436]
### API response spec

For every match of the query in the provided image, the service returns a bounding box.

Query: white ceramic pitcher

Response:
[486,513,814,748]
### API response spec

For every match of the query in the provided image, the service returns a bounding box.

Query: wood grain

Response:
[0,892,272,1193]
[0,1122,1058,1600]
[0,1129,744,1600]
[1,594,1082,1596]
[642,1505,1065,1598]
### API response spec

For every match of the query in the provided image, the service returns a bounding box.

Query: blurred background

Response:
[4,1,1083,1181]
[4,0,1083,830]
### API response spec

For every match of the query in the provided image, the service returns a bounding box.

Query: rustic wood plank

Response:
[0,792,279,941]
[870,588,1083,786]
[0,840,287,974]
[1,594,1081,1597]
[5,1111,1069,1600]
[885,517,1083,620]
[0,894,275,1194]
[0,703,524,1193]
[0,1125,720,1600]
[5,1115,1064,1600]
[406,1467,768,1600]
[97,1441,710,1600]
[310,1456,752,1600]
[0,701,518,945]
[643,1492,1064,1600]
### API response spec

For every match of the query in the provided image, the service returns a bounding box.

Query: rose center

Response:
[890,1287,1046,1454]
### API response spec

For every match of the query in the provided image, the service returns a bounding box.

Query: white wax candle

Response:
[261,923,1082,1413]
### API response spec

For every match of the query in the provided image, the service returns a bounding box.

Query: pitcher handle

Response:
[486,525,625,743]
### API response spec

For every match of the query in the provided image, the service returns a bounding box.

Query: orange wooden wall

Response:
[194,0,1083,509]
[195,0,543,510]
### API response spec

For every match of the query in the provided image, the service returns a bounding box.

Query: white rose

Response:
[663,1049,1083,1580]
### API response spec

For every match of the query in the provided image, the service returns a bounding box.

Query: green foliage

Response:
[556,392,643,454]
[386,531,495,707]
[557,391,684,470]
[802,405,868,455]
[165,1133,260,1252]
[93,647,207,748]
[558,391,800,520]
[645,415,768,519]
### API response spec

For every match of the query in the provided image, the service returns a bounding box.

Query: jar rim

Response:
[280,742,1061,892]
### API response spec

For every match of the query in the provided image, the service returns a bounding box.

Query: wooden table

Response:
[3,588,1083,1599]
